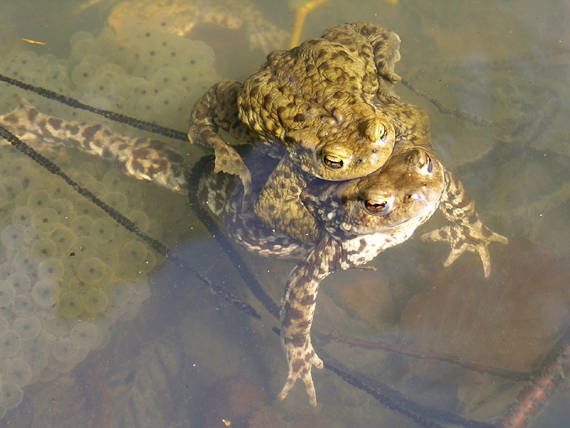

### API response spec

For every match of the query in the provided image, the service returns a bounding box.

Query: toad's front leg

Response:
[188,80,259,193]
[278,236,342,407]
[422,170,508,277]
[254,157,319,244]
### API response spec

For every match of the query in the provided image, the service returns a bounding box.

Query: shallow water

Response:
[0,0,568,427]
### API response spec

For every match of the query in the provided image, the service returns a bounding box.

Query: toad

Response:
[275,147,507,406]
[188,22,407,241]
[214,141,507,406]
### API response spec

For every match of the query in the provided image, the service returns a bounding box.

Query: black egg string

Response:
[0,73,503,428]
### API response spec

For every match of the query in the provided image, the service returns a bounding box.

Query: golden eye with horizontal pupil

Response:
[364,199,389,214]
[323,153,344,169]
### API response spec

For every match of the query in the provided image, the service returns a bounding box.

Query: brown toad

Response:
[188,22,407,241]
[276,146,508,406]
[218,136,506,407]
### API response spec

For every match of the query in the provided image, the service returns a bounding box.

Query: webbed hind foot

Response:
[422,222,508,277]
[277,337,323,407]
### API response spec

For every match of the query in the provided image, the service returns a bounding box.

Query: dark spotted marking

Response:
[131,159,145,173]
[298,294,315,306]
[285,306,304,321]
[82,124,102,140]
[48,118,62,129]
[27,108,38,122]
[132,147,152,161]
[65,124,79,134]
[452,198,472,211]
[286,334,306,347]
[37,119,50,136]
[292,358,304,372]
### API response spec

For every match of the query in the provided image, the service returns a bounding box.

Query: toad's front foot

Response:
[421,222,508,277]
[211,143,252,194]
[278,339,324,407]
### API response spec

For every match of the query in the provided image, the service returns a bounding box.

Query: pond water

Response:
[0,0,568,427]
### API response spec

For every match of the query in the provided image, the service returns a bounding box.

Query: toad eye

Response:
[323,153,344,169]
[378,124,388,141]
[418,152,433,174]
[364,199,390,214]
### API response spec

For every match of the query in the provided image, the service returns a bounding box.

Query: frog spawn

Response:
[0,148,158,418]
[0,20,200,420]
[66,24,221,130]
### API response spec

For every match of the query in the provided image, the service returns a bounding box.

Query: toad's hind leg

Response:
[192,155,310,259]
[421,170,508,277]
[0,99,187,193]
[278,236,343,407]
[188,80,260,194]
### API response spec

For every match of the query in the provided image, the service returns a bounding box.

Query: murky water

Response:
[0,0,568,427]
